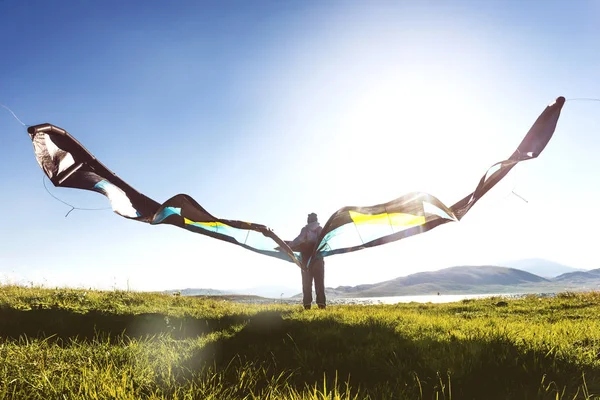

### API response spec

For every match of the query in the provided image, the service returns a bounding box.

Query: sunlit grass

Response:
[1,285,600,399]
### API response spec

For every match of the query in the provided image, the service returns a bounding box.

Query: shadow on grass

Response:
[0,307,250,341]
[188,312,600,399]
[2,307,599,399]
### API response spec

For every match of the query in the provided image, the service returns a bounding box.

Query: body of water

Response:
[338,293,522,305]
[235,292,559,305]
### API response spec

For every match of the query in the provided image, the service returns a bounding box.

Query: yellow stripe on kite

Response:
[184,218,229,228]
[349,210,425,227]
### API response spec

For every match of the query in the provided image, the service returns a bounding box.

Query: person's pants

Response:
[301,257,325,308]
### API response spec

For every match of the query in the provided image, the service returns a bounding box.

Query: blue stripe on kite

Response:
[152,206,182,224]
[93,179,110,196]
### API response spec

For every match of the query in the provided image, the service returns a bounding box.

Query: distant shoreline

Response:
[190,292,566,306]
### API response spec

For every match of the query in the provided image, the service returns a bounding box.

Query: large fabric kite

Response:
[26,96,565,270]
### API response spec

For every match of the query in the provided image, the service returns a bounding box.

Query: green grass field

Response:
[1,285,600,399]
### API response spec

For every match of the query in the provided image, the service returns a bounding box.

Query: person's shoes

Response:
[303,304,311,310]
[318,304,326,309]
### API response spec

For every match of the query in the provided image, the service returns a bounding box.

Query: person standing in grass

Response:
[287,212,326,309]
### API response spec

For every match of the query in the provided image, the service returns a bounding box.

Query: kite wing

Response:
[303,96,565,265]
[26,96,564,270]
[26,124,304,269]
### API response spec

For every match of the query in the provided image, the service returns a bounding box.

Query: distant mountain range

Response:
[324,266,548,297]
[553,269,600,283]
[166,259,600,299]
[499,258,588,278]
[163,288,233,296]
[321,264,600,298]
[163,285,299,299]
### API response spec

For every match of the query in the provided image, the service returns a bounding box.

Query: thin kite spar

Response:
[25,96,565,269]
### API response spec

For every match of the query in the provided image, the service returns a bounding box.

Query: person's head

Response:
[307,212,318,223]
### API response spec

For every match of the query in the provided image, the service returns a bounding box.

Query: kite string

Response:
[10,96,600,216]
[0,102,112,218]
[0,103,28,127]
[43,176,112,217]
[3,98,597,128]
[507,97,600,204]
[566,97,600,102]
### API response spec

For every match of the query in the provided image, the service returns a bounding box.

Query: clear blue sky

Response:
[1,0,599,293]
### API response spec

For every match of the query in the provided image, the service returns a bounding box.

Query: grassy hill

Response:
[1,285,600,399]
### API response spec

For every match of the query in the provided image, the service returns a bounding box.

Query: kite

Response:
[25,96,565,270]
